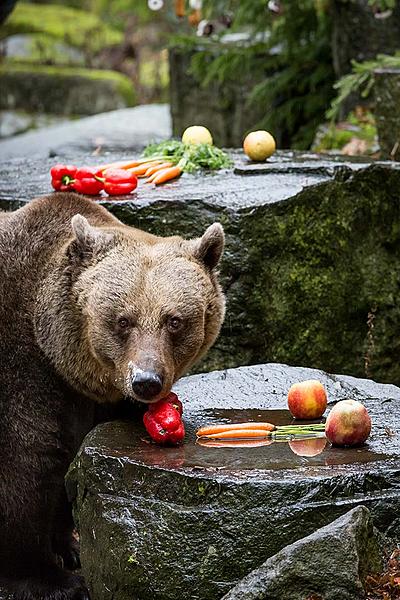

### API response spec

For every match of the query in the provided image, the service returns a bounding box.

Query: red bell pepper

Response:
[152,392,183,416]
[73,167,104,196]
[143,393,185,445]
[101,168,138,196]
[50,164,77,191]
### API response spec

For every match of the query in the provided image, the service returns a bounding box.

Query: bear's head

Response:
[36,214,225,404]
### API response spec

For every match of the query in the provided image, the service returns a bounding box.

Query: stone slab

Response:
[222,506,383,600]
[2,150,400,385]
[67,363,400,600]
[0,150,332,210]
[0,104,171,159]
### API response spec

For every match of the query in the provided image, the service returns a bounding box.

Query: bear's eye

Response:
[167,316,183,333]
[117,317,131,330]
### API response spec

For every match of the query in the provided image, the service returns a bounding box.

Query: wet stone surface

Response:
[223,506,383,600]
[0,104,171,159]
[2,149,400,383]
[67,363,400,600]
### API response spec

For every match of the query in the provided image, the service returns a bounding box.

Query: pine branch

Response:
[327,52,400,121]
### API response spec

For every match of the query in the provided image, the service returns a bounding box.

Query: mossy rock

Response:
[1,151,400,384]
[4,34,86,67]
[169,43,271,147]
[67,363,400,600]
[0,62,136,115]
[374,68,400,159]
[0,2,122,53]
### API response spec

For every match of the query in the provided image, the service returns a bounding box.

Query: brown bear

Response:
[0,192,225,599]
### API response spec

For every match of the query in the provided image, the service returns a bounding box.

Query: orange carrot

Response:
[144,162,173,178]
[98,156,165,172]
[153,166,182,185]
[127,161,164,177]
[200,429,273,440]
[145,167,171,184]
[196,422,275,438]
[197,439,274,448]
[98,159,140,172]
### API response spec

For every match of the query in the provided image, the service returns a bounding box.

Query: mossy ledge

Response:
[0,2,122,52]
[1,152,400,384]
[66,362,400,600]
[105,161,400,385]
[0,62,136,114]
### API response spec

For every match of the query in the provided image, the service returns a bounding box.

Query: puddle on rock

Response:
[118,409,391,474]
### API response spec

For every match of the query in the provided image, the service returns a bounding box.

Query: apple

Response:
[325,399,371,447]
[182,125,213,145]
[287,379,327,420]
[243,130,276,161]
[288,437,327,457]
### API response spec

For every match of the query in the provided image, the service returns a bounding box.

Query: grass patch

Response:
[1,3,122,53]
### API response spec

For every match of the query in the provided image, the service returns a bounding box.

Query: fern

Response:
[327,52,400,121]
[367,0,396,9]
[175,0,335,149]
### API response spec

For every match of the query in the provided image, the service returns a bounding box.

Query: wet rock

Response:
[0,104,171,158]
[0,110,32,138]
[0,110,69,139]
[374,68,400,159]
[2,151,400,384]
[222,506,382,600]
[67,363,400,600]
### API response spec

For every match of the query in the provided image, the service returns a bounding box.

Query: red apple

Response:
[325,399,371,447]
[287,379,327,420]
[289,437,327,457]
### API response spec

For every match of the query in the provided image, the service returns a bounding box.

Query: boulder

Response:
[0,63,135,115]
[2,151,400,384]
[222,506,383,600]
[66,363,400,600]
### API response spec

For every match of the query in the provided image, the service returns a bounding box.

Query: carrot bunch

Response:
[97,157,183,186]
[95,139,233,187]
[196,422,326,440]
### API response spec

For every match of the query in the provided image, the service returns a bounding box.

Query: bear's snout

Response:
[131,370,164,401]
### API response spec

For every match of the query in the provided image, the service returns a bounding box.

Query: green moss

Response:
[140,57,169,90]
[238,166,400,384]
[1,2,122,53]
[127,554,139,565]
[107,164,400,385]
[0,62,135,106]
[313,111,378,152]
[5,33,85,66]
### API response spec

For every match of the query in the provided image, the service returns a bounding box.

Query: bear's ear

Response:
[192,223,225,270]
[69,214,114,261]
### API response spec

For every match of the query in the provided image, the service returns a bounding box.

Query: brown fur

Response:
[0,192,225,599]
